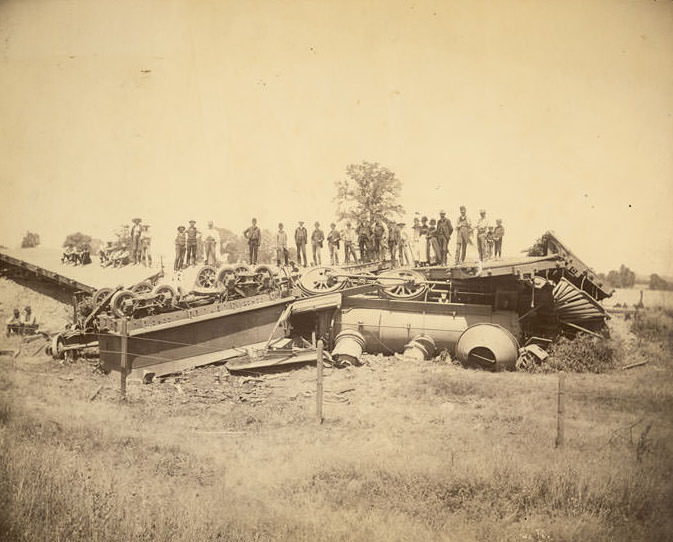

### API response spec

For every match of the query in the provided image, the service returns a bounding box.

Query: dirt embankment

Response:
[0,277,71,337]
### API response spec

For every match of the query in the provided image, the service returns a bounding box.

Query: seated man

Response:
[71,246,83,266]
[112,245,130,268]
[99,241,114,267]
[79,245,91,265]
[21,305,38,335]
[62,246,74,264]
[5,308,21,337]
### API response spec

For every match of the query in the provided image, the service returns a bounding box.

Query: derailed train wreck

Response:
[86,231,612,377]
[286,231,611,371]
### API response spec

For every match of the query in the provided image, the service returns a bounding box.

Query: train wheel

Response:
[50,333,65,360]
[254,265,275,290]
[110,290,137,318]
[297,267,347,296]
[216,266,237,288]
[194,265,218,289]
[254,265,275,281]
[130,280,153,294]
[378,269,428,300]
[92,287,113,305]
[152,284,177,310]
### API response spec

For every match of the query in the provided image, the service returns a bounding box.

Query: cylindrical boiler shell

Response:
[336,306,519,354]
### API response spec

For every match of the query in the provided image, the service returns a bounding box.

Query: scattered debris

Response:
[89,385,104,401]
[403,335,436,361]
[516,343,549,371]
[621,360,648,371]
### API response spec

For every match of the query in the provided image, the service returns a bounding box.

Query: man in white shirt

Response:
[276,223,289,266]
[204,221,221,266]
[342,222,358,264]
[476,209,490,262]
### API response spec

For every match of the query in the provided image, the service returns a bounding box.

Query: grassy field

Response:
[1,313,672,541]
[608,287,673,309]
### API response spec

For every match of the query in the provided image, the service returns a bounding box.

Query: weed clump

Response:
[537,334,622,373]
[632,308,673,351]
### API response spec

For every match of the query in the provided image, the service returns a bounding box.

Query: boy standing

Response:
[493,219,505,259]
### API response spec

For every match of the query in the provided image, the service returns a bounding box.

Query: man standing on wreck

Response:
[476,209,489,262]
[244,218,261,266]
[454,206,472,264]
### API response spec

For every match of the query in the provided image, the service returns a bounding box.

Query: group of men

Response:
[98,218,153,268]
[129,218,153,267]
[238,207,505,269]
[61,245,91,266]
[420,207,505,265]
[453,207,505,264]
[244,218,360,268]
[168,207,506,273]
[174,220,222,271]
[5,306,38,337]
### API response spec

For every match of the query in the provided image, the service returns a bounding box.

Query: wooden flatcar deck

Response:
[0,247,156,294]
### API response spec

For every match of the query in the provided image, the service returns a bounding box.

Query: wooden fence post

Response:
[120,317,128,400]
[316,339,324,424]
[555,373,565,448]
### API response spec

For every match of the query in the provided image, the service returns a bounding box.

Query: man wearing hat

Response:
[436,210,453,266]
[6,308,21,336]
[21,305,38,331]
[418,216,429,265]
[294,221,308,267]
[204,221,221,266]
[410,217,422,265]
[427,218,440,265]
[276,223,289,267]
[140,224,152,267]
[186,220,199,267]
[311,222,324,266]
[476,209,490,262]
[175,225,187,271]
[397,222,410,266]
[493,219,505,259]
[357,221,371,263]
[372,219,386,262]
[455,206,472,264]
[243,218,261,265]
[342,221,358,264]
[327,223,341,265]
[388,220,400,266]
[130,218,143,265]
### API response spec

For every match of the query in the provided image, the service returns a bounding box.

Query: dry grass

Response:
[1,312,673,541]
[632,308,673,352]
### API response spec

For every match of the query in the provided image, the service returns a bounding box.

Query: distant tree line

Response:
[598,264,636,289]
[649,274,673,291]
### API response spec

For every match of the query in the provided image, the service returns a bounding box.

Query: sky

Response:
[1,0,672,274]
